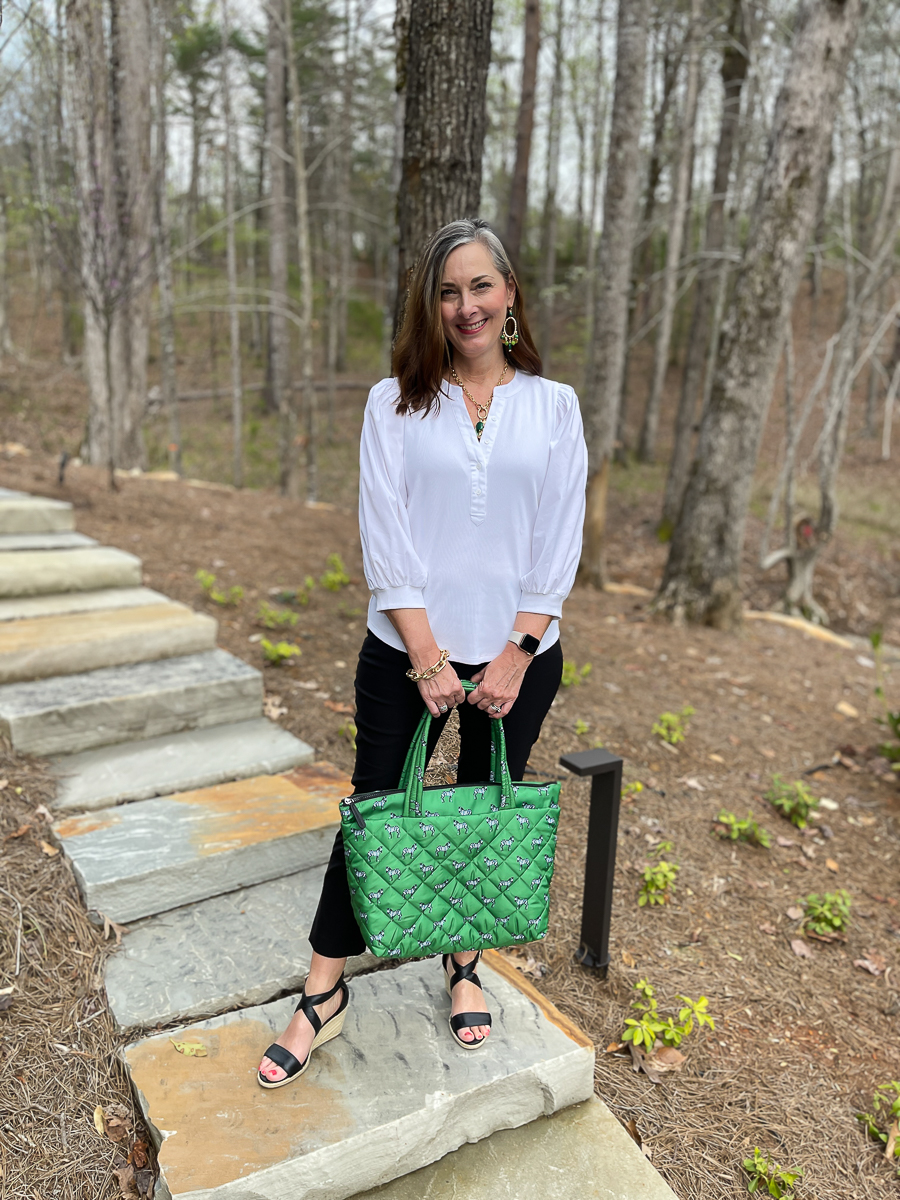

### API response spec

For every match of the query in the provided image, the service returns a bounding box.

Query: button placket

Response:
[449,380,510,525]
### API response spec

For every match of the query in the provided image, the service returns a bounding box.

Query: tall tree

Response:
[579,0,651,587]
[657,0,864,628]
[265,8,290,426]
[395,0,494,319]
[637,0,703,464]
[660,0,749,530]
[505,0,541,271]
[538,0,565,369]
[0,181,12,358]
[220,0,243,488]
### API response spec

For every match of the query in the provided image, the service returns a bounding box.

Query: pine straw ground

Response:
[0,457,897,1199]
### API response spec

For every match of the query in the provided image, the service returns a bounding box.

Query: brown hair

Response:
[391,218,542,417]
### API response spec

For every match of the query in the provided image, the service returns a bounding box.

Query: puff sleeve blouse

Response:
[359,370,588,663]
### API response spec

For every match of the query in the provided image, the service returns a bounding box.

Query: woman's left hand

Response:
[467,646,531,719]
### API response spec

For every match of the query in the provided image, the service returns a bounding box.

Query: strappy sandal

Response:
[442,951,492,1050]
[257,976,349,1090]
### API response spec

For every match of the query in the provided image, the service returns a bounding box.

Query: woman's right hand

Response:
[417,662,465,717]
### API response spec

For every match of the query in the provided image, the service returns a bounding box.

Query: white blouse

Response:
[359,370,588,664]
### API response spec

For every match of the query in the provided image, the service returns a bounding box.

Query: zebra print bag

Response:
[340,681,560,958]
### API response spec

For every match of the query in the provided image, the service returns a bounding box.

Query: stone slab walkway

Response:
[126,955,595,1200]
[51,717,315,811]
[0,602,217,683]
[54,764,345,921]
[0,493,73,532]
[0,586,168,622]
[0,649,262,755]
[105,865,376,1028]
[351,1097,678,1200]
[0,531,97,551]
[0,545,141,595]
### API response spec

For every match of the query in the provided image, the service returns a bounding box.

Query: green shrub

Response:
[639,858,679,907]
[765,775,818,828]
[320,554,350,591]
[260,639,301,665]
[256,602,299,630]
[622,978,714,1052]
[195,569,243,607]
[742,1147,803,1198]
[713,810,772,848]
[652,705,694,745]
[561,660,592,688]
[856,1081,900,1174]
[802,889,851,937]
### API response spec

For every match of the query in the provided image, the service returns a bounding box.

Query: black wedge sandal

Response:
[257,976,349,1090]
[442,952,492,1050]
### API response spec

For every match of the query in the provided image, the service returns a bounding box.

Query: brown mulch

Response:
[0,455,898,1198]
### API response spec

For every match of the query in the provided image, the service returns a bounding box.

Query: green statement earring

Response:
[500,309,519,348]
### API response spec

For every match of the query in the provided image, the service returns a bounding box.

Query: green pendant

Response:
[475,420,485,438]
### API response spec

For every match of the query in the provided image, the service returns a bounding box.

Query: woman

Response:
[258,218,587,1088]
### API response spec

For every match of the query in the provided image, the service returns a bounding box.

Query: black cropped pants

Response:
[308,630,563,958]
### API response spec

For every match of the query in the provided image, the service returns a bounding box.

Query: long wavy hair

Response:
[392,218,542,417]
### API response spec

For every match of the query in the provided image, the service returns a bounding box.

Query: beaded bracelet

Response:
[406,649,450,682]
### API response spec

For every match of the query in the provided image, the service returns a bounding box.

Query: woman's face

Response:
[439,242,516,364]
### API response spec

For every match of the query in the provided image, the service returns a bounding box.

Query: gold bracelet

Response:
[406,649,450,682]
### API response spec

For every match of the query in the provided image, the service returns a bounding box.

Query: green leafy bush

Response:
[260,639,301,665]
[196,569,243,607]
[622,979,714,1051]
[639,858,679,907]
[561,660,592,688]
[574,718,590,736]
[713,809,772,848]
[623,781,644,800]
[320,554,350,591]
[856,1081,900,1174]
[802,889,851,937]
[652,705,694,745]
[765,775,818,828]
[338,720,358,751]
[742,1147,803,1198]
[274,576,316,607]
[256,602,299,630]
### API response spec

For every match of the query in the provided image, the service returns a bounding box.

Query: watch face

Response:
[520,633,541,656]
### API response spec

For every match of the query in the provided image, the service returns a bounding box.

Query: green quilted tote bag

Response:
[340,681,561,959]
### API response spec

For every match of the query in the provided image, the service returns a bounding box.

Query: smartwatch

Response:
[508,630,541,657]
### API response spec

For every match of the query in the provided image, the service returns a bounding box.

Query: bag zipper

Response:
[347,800,366,829]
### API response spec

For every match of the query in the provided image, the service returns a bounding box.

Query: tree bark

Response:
[396,0,493,321]
[579,0,651,587]
[538,0,565,369]
[657,0,863,629]
[265,9,290,423]
[582,1,607,343]
[505,0,540,272]
[220,0,243,488]
[660,0,749,530]
[637,0,702,464]
[0,182,12,358]
[381,0,410,361]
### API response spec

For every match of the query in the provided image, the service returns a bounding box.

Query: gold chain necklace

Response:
[449,361,509,440]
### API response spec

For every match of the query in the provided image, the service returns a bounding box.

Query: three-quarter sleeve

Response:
[358,382,428,610]
[518,385,587,617]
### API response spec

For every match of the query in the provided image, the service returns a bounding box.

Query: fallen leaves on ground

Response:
[853,950,887,976]
[170,1039,208,1057]
[621,949,637,968]
[791,939,813,959]
[786,906,804,920]
[777,836,796,848]
[759,923,777,936]
[324,699,355,714]
[95,1103,132,1144]
[885,1121,899,1162]
[627,1039,687,1084]
[826,858,840,873]
[3,823,31,842]
[263,694,287,720]
[39,840,59,857]
[100,913,129,945]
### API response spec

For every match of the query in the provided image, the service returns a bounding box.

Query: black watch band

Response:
[509,631,541,657]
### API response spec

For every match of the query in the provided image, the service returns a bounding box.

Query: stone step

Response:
[0,545,141,597]
[0,649,262,756]
[0,586,168,623]
[51,717,316,812]
[0,603,217,684]
[0,494,74,534]
[53,762,343,922]
[0,531,97,551]
[350,1097,677,1200]
[126,953,595,1200]
[105,865,377,1029]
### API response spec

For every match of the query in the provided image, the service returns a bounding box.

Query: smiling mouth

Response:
[457,317,488,334]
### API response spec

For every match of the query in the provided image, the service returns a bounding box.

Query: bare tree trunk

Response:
[151,12,181,476]
[396,0,494,325]
[657,0,863,628]
[882,355,900,460]
[660,0,749,530]
[538,0,565,370]
[582,0,606,345]
[579,0,651,588]
[0,183,13,358]
[637,0,702,464]
[220,0,243,488]
[248,135,265,356]
[283,0,317,503]
[335,0,354,372]
[506,0,540,272]
[381,0,410,363]
[266,5,291,449]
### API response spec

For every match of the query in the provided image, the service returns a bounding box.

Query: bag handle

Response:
[399,680,514,818]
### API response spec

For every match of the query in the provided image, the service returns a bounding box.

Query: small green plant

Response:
[574,718,590,736]
[561,660,592,688]
[802,889,851,937]
[622,978,714,1051]
[765,775,818,828]
[742,1147,803,1198]
[256,602,299,630]
[713,809,772,848]
[320,554,350,591]
[338,602,362,619]
[652,705,694,745]
[274,576,317,607]
[338,720,358,751]
[856,1081,900,1173]
[196,569,243,607]
[639,857,679,907]
[623,780,644,800]
[260,638,301,665]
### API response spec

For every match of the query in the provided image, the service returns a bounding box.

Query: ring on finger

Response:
[489,702,503,713]
[438,704,449,713]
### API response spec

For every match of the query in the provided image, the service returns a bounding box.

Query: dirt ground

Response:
[0,453,898,1200]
